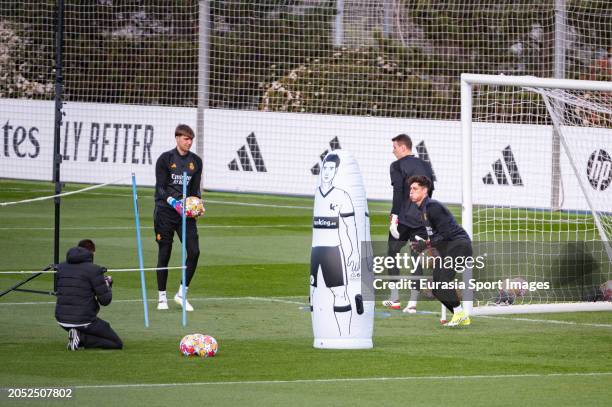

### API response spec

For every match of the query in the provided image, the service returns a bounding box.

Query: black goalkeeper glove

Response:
[410,239,431,254]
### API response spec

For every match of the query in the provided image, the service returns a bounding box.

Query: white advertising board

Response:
[0,99,195,186]
[2,99,609,212]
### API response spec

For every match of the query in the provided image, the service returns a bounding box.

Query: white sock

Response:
[158,291,167,301]
[177,285,188,298]
[390,287,399,302]
[407,300,418,308]
[453,304,463,314]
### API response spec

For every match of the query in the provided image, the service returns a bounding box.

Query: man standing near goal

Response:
[384,134,434,313]
[407,175,472,327]
[154,124,203,311]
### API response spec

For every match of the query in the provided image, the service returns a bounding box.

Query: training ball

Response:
[179,334,198,356]
[184,196,205,218]
[194,334,218,358]
[496,277,527,305]
[601,280,612,301]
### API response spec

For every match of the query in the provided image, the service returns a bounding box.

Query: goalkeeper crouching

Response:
[407,175,472,327]
[154,124,203,312]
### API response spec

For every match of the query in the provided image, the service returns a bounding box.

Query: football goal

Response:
[460,74,612,315]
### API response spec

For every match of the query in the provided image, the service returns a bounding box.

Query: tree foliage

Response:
[0,0,608,120]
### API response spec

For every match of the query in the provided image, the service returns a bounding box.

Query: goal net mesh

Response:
[470,83,612,308]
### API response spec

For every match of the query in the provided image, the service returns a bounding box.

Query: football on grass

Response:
[194,334,219,358]
[179,334,197,356]
[184,196,205,218]
[180,334,219,357]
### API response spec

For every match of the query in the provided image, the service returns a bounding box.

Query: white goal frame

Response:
[460,74,612,316]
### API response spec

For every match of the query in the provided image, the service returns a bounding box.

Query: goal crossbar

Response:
[461,74,612,93]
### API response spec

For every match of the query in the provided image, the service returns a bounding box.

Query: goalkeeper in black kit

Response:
[407,175,472,327]
[154,124,203,312]
[384,134,435,313]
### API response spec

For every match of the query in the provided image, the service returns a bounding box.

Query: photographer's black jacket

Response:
[55,247,111,325]
[154,148,202,208]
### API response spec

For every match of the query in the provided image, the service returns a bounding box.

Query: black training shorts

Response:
[310,246,347,288]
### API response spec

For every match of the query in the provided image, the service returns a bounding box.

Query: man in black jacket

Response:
[55,239,122,350]
[407,175,472,327]
[384,134,435,313]
[154,124,203,311]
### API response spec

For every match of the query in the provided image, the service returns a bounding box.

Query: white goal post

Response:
[460,74,612,316]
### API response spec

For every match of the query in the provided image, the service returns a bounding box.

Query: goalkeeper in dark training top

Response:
[154,124,203,312]
[407,175,472,328]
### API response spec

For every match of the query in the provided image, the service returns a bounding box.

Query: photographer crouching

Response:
[55,239,123,351]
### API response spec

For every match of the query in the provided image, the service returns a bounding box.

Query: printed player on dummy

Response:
[310,151,374,349]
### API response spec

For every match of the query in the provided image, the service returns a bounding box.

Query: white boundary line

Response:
[1,189,390,213]
[478,315,612,328]
[0,224,390,231]
[1,297,610,328]
[0,266,185,275]
[206,199,311,210]
[64,371,612,389]
[0,178,130,206]
[405,310,612,328]
[0,225,315,231]
[242,296,305,306]
[204,199,389,214]
[0,296,307,306]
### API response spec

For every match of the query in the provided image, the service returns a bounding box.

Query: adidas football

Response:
[179,334,197,356]
[194,334,219,358]
[184,196,205,218]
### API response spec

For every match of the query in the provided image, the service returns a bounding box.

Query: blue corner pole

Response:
[131,173,149,328]
[181,171,187,327]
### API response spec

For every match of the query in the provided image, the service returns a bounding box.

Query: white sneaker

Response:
[402,300,417,313]
[402,305,417,314]
[174,293,194,312]
[157,300,169,310]
[67,328,80,351]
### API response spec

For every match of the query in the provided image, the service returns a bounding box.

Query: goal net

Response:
[462,75,612,315]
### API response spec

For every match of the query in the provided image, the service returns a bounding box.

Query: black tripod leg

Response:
[0,265,57,298]
[0,273,44,298]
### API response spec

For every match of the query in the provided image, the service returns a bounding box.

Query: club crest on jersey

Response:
[189,162,195,171]
[329,203,338,211]
[170,163,177,169]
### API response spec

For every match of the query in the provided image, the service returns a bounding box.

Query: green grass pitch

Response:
[0,179,611,406]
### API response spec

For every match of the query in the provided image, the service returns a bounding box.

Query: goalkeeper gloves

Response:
[167,197,184,216]
[410,238,431,254]
[389,214,400,239]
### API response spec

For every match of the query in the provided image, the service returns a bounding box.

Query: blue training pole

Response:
[181,171,187,327]
[131,173,149,328]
